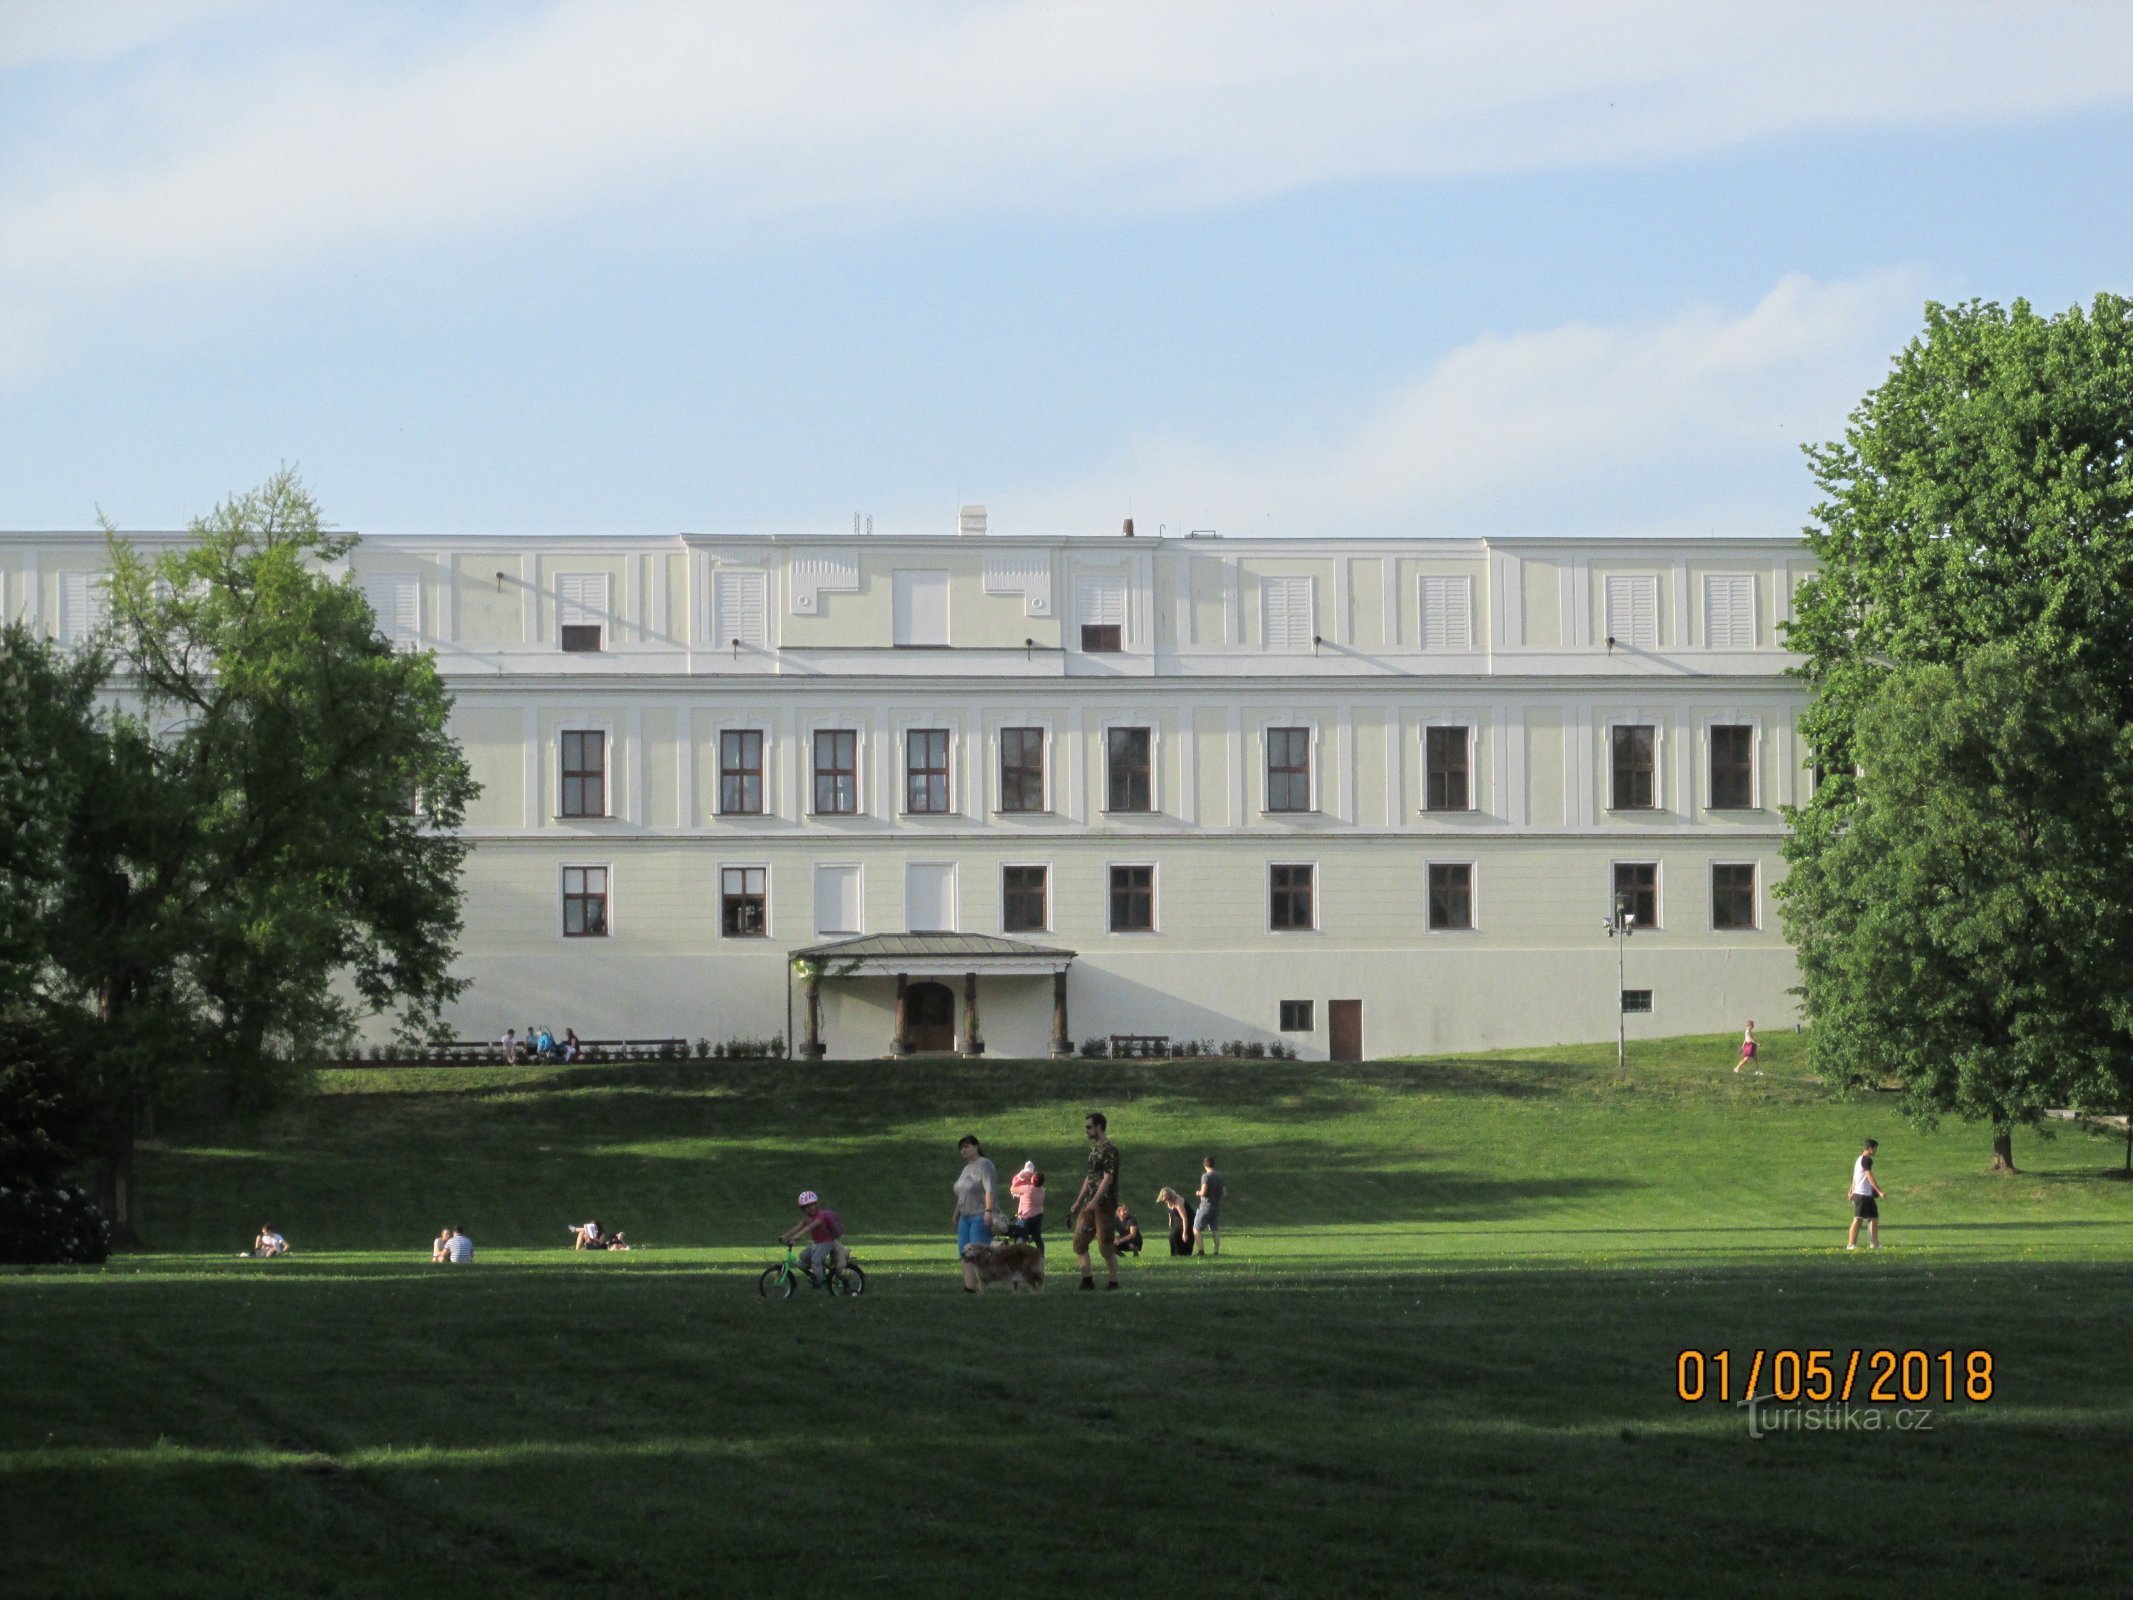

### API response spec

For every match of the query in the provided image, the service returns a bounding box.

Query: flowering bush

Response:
[0,1183,111,1264]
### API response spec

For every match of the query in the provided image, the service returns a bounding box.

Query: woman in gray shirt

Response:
[954,1135,998,1292]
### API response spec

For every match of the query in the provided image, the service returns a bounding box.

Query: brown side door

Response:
[1328,999,1363,1062]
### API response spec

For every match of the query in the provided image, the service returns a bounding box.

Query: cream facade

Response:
[1,518,1815,1060]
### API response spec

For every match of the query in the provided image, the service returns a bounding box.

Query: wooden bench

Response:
[1108,1034,1172,1059]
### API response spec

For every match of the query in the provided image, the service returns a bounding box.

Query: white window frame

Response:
[1703,572,1758,650]
[1603,713,1667,814]
[1708,859,1762,933]
[896,716,960,818]
[1260,575,1315,653]
[57,570,109,648]
[1425,859,1480,933]
[991,717,1054,815]
[1075,573,1129,651]
[559,861,615,940]
[892,568,952,647]
[999,861,1052,935]
[1699,712,1763,813]
[1603,572,1660,650]
[1105,859,1160,935]
[1258,718,1320,815]
[1266,858,1320,934]
[813,862,863,937]
[713,568,768,651]
[1608,858,1664,933]
[361,572,422,647]
[1419,714,1482,815]
[1098,717,1161,816]
[1417,574,1475,652]
[713,716,775,819]
[555,571,611,648]
[556,720,617,822]
[718,861,772,940]
[904,860,960,934]
[805,717,866,819]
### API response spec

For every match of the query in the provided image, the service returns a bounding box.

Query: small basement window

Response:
[560,624,603,652]
[1279,999,1314,1032]
[1621,989,1653,1014]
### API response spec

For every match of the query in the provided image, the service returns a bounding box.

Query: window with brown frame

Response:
[719,730,764,815]
[1279,999,1314,1032]
[999,727,1045,813]
[1426,726,1471,811]
[1002,865,1048,932]
[1109,865,1154,932]
[721,866,767,937]
[1611,724,1657,809]
[812,729,857,815]
[1269,863,1315,930]
[1712,863,1757,930]
[1428,863,1473,929]
[1266,727,1311,812]
[562,866,608,937]
[1106,727,1152,813]
[560,730,606,818]
[906,729,951,814]
[1080,624,1122,652]
[1614,862,1658,929]
[1709,725,1754,809]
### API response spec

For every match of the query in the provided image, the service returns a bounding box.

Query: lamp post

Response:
[1604,891,1635,1072]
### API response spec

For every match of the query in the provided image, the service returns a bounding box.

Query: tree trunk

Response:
[95,974,144,1248]
[1989,1127,2017,1174]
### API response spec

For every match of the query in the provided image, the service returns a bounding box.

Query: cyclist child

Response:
[780,1190,846,1288]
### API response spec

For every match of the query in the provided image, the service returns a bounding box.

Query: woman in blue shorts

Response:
[953,1135,998,1292]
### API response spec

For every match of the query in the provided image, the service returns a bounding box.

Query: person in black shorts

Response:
[1847,1138,1885,1250]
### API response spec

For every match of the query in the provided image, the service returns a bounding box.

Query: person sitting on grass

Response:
[1157,1187,1195,1256]
[1112,1202,1144,1257]
[244,1224,289,1258]
[780,1190,845,1288]
[571,1219,607,1251]
[433,1225,474,1264]
[563,1027,582,1063]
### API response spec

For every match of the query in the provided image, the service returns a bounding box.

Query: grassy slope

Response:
[5,1034,2131,1599]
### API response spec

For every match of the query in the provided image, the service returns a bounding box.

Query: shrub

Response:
[694,1038,711,1059]
[1269,1040,1297,1060]
[1079,1036,1108,1059]
[1244,1041,1267,1059]
[1180,1039,1200,1058]
[0,1184,111,1265]
[1219,1039,1245,1058]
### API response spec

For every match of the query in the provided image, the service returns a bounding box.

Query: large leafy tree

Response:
[25,471,477,1239]
[1782,294,2133,1168]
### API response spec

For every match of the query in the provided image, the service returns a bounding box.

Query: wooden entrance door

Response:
[1328,999,1363,1062]
[906,981,957,1052]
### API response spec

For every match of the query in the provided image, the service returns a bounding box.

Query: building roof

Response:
[794,932,1075,975]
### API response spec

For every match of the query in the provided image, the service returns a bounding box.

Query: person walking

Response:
[953,1135,999,1292]
[1847,1138,1885,1250]
[1069,1110,1122,1291]
[1733,1021,1759,1074]
[1194,1155,1225,1257]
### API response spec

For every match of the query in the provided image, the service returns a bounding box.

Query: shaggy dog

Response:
[961,1239,1047,1292]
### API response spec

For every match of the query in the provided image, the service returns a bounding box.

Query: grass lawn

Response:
[5,1032,2132,1598]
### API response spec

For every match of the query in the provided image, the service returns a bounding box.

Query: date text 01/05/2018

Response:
[1675,1349,1995,1405]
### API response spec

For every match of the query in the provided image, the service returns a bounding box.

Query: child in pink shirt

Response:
[1009,1162,1047,1253]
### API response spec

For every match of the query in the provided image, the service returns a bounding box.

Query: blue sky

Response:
[4,0,2131,540]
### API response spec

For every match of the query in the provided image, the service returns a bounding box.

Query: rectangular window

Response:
[1621,989,1653,1014]
[1712,863,1758,930]
[560,730,606,818]
[719,730,764,815]
[557,572,608,652]
[1709,725,1754,809]
[1109,865,1154,932]
[1611,725,1656,810]
[907,862,957,932]
[1428,863,1473,930]
[721,866,767,937]
[1614,862,1658,929]
[906,729,951,814]
[362,574,419,646]
[999,727,1045,813]
[1426,726,1471,811]
[1261,575,1313,652]
[1279,999,1314,1033]
[1269,863,1315,930]
[562,866,608,937]
[812,729,857,815]
[57,571,109,647]
[1106,727,1152,813]
[814,864,860,935]
[892,570,950,646]
[1080,624,1122,652]
[1419,575,1473,651]
[1266,727,1311,813]
[1704,574,1755,650]
[714,569,766,649]
[1604,574,1658,649]
[1002,865,1048,933]
[1077,574,1126,651]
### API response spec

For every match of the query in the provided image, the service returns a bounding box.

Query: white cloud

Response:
[1020,273,1919,539]
[3,0,2132,296]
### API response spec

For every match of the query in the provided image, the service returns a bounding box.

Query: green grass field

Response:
[6,1033,2132,1598]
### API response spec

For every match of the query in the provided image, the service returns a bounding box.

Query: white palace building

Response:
[4,511,1813,1061]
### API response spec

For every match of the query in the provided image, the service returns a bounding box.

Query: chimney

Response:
[1122,517,1135,537]
[959,504,987,537]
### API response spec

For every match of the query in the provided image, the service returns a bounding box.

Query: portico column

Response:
[1051,968,1071,1057]
[890,973,910,1057]
[960,971,984,1057]
[803,971,825,1060]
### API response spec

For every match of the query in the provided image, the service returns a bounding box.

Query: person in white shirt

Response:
[1847,1140,1885,1250]
[433,1225,474,1263]
[245,1225,289,1258]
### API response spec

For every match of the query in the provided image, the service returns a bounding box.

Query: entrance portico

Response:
[791,933,1076,1059]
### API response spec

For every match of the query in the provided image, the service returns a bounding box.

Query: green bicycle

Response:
[758,1241,866,1299]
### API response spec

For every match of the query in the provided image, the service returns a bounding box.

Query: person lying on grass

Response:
[242,1225,289,1258]
[571,1219,608,1250]
[780,1190,846,1289]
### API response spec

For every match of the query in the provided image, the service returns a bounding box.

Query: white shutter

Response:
[362,574,419,645]
[714,570,766,648]
[1077,574,1126,632]
[1418,575,1473,651]
[893,570,950,646]
[556,572,609,630]
[815,864,861,935]
[905,862,957,932]
[1604,574,1659,649]
[1261,576,1313,652]
[1704,574,1755,650]
[58,571,108,646]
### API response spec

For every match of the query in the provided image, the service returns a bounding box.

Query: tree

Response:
[1783,294,2133,1168]
[26,471,478,1240]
